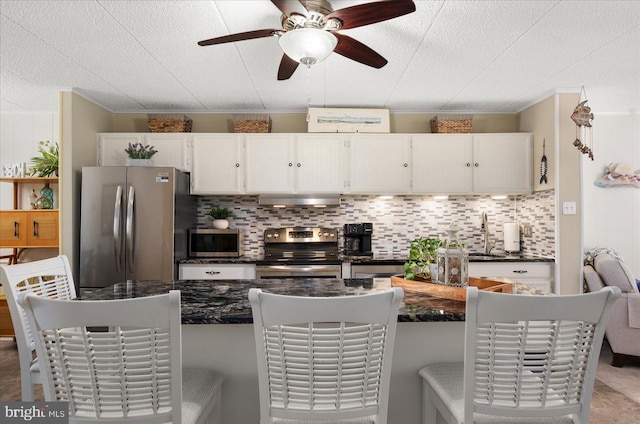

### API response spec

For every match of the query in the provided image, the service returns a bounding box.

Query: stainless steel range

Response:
[255,227,341,279]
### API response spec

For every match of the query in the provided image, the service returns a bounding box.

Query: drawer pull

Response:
[513,270,528,274]
[33,221,38,237]
[14,221,19,237]
[205,271,221,275]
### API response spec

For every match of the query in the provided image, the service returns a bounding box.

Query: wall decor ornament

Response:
[594,163,640,188]
[570,86,594,160]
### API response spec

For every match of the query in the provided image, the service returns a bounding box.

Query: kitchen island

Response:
[82,278,542,423]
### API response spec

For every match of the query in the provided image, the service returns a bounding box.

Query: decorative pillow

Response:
[594,253,638,293]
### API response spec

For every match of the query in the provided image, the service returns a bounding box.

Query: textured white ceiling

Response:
[1,0,638,114]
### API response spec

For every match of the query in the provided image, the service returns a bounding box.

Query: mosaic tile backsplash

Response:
[197,190,556,260]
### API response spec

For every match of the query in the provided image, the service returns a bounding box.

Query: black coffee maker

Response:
[343,223,373,256]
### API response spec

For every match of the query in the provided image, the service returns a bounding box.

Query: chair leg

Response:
[422,379,438,424]
[611,352,626,368]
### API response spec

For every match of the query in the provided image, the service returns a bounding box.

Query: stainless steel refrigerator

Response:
[80,166,195,290]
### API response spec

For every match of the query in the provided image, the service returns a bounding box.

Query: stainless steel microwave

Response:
[188,229,244,258]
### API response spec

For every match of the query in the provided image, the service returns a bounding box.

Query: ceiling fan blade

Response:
[333,33,387,69]
[325,0,416,30]
[271,0,308,18]
[278,54,300,80]
[198,29,279,46]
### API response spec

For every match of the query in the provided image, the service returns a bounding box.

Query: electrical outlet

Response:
[563,201,577,215]
[522,224,532,237]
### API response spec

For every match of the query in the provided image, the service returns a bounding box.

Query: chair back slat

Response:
[250,288,403,423]
[18,290,182,423]
[464,286,620,422]
[0,255,76,401]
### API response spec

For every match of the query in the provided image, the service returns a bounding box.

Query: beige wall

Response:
[518,92,582,294]
[519,95,556,191]
[60,92,113,278]
[111,113,519,134]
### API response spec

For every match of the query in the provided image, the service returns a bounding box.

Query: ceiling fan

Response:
[198,0,416,80]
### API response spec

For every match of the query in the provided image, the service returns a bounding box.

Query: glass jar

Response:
[40,183,53,209]
[436,227,468,287]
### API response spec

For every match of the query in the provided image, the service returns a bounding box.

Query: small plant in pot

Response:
[403,237,441,281]
[208,207,234,229]
[124,143,157,165]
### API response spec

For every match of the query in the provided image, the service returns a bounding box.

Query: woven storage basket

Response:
[430,115,473,133]
[147,114,192,133]
[233,114,271,133]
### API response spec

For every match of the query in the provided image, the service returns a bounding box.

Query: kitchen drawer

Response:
[179,264,256,280]
[469,262,553,292]
[469,262,552,279]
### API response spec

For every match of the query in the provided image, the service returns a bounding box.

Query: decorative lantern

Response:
[436,227,468,287]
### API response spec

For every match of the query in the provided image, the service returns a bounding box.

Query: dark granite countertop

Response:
[179,254,554,265]
[79,278,543,324]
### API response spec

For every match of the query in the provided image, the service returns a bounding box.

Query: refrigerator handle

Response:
[113,185,123,272]
[126,185,135,272]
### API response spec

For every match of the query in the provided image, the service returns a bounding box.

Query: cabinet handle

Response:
[33,221,38,237]
[205,271,221,275]
[235,163,240,168]
[14,221,19,237]
[403,163,408,167]
[474,163,479,167]
[466,163,471,167]
[512,270,528,274]
[288,162,293,167]
[297,163,301,167]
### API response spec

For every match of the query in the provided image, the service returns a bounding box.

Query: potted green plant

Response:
[28,141,59,177]
[207,206,234,229]
[403,237,441,281]
[124,143,157,166]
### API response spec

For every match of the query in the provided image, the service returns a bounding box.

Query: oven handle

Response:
[256,264,341,279]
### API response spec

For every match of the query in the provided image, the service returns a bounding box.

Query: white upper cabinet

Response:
[472,133,532,194]
[245,134,295,193]
[191,134,245,194]
[412,134,473,194]
[410,133,532,194]
[294,134,346,193]
[348,134,412,194]
[244,134,346,194]
[98,133,191,172]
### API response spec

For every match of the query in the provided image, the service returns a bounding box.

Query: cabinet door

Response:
[143,134,191,172]
[98,134,142,166]
[26,211,58,247]
[472,133,532,194]
[411,134,473,193]
[245,134,295,193]
[191,135,245,194]
[294,134,346,193]
[98,133,190,171]
[348,134,411,194]
[0,211,27,247]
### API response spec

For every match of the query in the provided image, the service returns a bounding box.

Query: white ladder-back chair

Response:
[419,286,620,424]
[0,254,76,401]
[249,287,404,424]
[18,290,224,424]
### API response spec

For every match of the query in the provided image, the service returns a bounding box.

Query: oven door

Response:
[256,264,341,279]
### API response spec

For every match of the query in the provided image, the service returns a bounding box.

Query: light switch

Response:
[563,201,577,215]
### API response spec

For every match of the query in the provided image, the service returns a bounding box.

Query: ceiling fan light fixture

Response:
[279,28,337,67]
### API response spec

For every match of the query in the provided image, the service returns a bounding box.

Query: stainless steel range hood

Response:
[258,195,341,207]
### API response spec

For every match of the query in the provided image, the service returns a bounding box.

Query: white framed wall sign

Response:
[307,107,390,133]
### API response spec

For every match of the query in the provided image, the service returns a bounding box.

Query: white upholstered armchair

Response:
[584,251,640,367]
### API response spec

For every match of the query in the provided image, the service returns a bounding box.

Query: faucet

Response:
[481,212,494,254]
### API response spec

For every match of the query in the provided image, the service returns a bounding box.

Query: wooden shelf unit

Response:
[0,177,59,264]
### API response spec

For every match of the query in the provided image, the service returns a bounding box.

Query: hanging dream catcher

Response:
[570,86,594,160]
